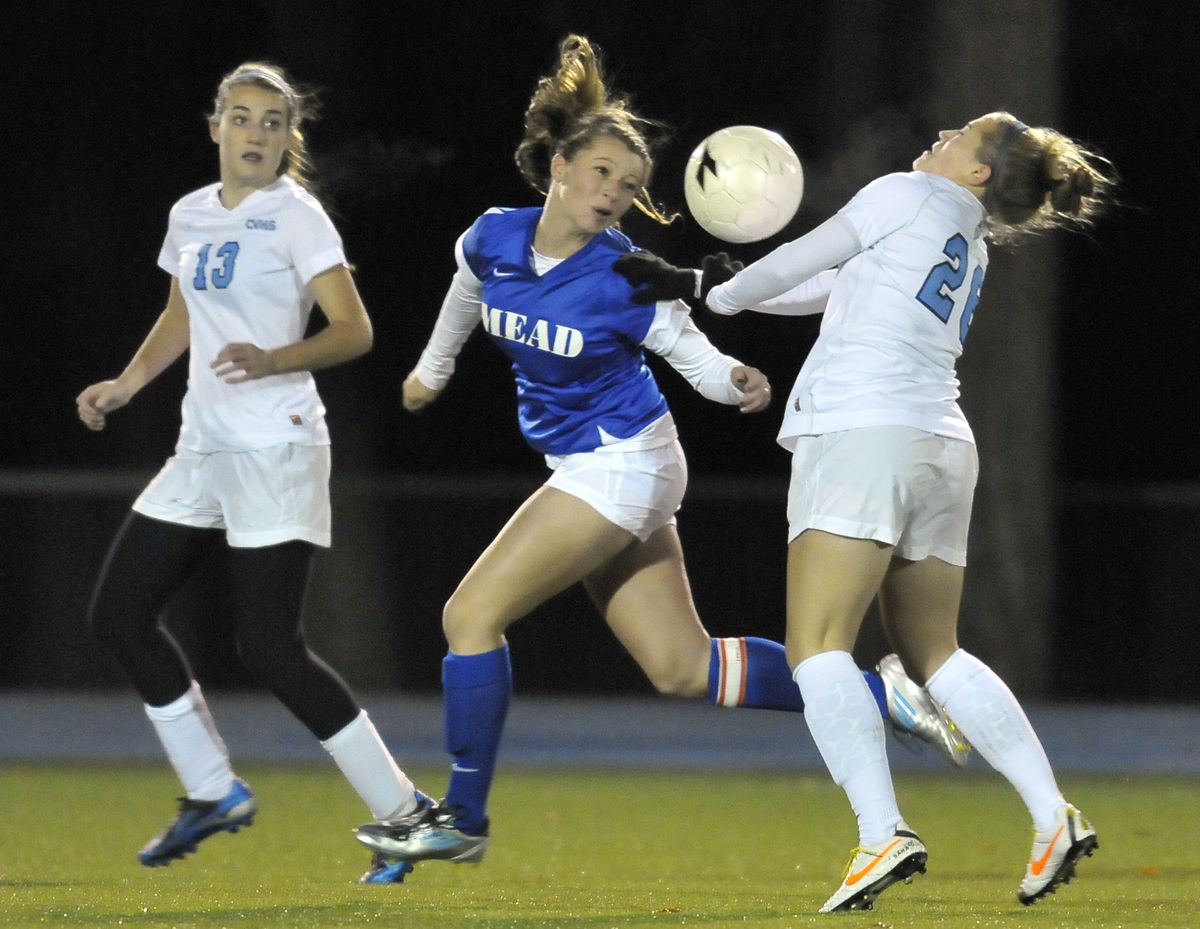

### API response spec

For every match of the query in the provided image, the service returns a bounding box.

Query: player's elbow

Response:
[339,318,374,359]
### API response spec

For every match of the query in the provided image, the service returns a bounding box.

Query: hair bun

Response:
[1048,165,1095,215]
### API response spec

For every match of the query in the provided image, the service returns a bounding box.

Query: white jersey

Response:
[157,176,345,452]
[775,172,988,448]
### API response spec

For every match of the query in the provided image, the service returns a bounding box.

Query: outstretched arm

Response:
[76,277,190,431]
[744,269,837,316]
[706,214,860,315]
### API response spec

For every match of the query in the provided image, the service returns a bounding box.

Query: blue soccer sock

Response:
[442,645,512,835]
[707,637,889,719]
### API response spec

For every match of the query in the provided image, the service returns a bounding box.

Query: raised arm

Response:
[76,277,191,431]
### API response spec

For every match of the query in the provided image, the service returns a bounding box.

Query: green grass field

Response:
[1,764,1196,928]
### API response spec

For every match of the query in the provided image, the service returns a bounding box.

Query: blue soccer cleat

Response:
[138,778,257,866]
[359,851,416,884]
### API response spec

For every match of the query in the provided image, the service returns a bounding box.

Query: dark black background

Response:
[9,1,1191,480]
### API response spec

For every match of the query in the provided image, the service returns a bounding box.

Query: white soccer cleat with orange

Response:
[818,823,928,913]
[1017,804,1098,904]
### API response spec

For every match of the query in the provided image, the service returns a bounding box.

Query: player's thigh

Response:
[445,486,636,641]
[877,555,964,683]
[584,525,710,696]
[786,528,893,665]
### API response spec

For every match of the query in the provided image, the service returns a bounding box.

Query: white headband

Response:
[223,68,297,121]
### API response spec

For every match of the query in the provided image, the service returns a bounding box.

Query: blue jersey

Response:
[460,207,669,455]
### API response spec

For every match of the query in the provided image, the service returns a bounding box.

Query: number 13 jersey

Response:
[157,175,344,453]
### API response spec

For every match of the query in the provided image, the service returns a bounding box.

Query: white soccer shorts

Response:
[133,443,332,548]
[545,439,687,543]
[786,426,977,565]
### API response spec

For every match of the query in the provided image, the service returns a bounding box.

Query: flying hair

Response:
[515,35,675,226]
[979,112,1116,243]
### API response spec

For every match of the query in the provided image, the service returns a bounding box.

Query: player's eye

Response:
[264,119,281,131]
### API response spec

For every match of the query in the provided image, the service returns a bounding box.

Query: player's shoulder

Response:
[596,226,636,255]
[169,181,220,213]
[471,205,537,232]
[855,171,937,203]
[269,176,331,218]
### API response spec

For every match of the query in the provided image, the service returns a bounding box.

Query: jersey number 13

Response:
[193,241,241,290]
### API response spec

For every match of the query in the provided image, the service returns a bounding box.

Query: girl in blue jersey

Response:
[76,62,426,884]
[615,114,1115,912]
[353,35,963,868]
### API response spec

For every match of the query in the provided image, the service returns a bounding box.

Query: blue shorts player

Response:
[353,35,964,869]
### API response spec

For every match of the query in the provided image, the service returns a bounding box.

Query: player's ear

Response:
[970,163,992,187]
[209,118,221,145]
[550,153,568,183]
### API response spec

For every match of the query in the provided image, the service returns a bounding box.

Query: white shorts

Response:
[545,440,687,542]
[786,426,977,565]
[133,444,332,548]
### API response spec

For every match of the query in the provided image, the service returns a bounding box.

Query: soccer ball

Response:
[683,126,804,243]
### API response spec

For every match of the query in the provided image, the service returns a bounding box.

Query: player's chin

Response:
[589,209,617,230]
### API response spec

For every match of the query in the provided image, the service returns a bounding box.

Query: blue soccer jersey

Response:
[460,208,669,455]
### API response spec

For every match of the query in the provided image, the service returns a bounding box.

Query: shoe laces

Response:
[838,846,869,882]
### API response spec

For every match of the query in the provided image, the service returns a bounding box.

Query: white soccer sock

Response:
[144,681,236,802]
[321,710,417,820]
[926,649,1065,831]
[794,650,901,846]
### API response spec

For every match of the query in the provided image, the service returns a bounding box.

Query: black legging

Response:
[89,511,359,740]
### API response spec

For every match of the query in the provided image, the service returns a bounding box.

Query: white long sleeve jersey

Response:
[709,171,988,448]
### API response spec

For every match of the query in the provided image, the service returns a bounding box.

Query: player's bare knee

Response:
[442,589,508,651]
[641,658,707,698]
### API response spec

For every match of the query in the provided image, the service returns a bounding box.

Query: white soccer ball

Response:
[683,125,804,243]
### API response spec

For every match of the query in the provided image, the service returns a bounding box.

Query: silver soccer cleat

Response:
[353,802,488,864]
[878,654,970,768]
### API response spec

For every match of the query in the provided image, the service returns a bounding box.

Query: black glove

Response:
[613,251,744,308]
[698,252,743,309]
[612,252,696,305]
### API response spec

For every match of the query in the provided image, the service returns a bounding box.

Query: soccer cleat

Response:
[353,801,488,863]
[138,778,257,866]
[1017,804,1098,905]
[359,851,415,884]
[878,653,971,768]
[818,824,928,913]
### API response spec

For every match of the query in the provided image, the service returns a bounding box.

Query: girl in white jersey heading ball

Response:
[76,62,426,884]
[616,113,1115,913]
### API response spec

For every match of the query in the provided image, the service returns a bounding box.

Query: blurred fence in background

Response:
[3,470,1197,703]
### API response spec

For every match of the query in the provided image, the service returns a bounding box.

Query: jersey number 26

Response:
[916,233,983,343]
